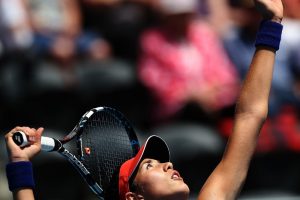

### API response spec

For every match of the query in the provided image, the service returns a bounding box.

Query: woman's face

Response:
[132,158,190,200]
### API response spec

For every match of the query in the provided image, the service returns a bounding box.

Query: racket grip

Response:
[12,131,62,152]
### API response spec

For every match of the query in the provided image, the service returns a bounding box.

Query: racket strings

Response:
[80,111,136,195]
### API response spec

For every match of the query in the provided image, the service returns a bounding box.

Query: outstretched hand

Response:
[5,127,44,162]
[254,0,284,23]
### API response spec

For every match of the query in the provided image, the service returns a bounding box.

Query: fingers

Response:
[5,126,45,162]
[28,127,44,146]
[27,128,42,143]
[36,127,44,137]
[5,126,44,147]
[254,0,284,21]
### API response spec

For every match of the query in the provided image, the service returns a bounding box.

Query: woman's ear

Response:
[125,192,144,200]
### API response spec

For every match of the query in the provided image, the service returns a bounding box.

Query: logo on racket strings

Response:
[85,147,91,155]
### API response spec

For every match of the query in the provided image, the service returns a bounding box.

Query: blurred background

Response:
[1,0,300,199]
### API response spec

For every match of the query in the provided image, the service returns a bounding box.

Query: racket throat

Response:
[77,136,84,160]
[59,148,104,198]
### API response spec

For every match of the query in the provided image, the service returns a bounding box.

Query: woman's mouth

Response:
[171,171,183,180]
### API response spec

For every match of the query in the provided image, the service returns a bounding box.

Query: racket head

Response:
[62,107,140,199]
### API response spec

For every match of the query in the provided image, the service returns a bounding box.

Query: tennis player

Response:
[5,0,284,199]
[118,0,284,199]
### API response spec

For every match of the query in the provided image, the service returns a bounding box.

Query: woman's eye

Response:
[146,163,153,169]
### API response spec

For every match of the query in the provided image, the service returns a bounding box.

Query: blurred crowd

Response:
[1,0,300,199]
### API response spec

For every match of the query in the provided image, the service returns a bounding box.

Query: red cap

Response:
[119,135,170,200]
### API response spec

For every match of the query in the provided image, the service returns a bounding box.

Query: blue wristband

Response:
[6,161,35,191]
[255,20,283,51]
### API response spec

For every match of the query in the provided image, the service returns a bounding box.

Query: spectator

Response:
[21,0,116,94]
[138,0,240,122]
[0,0,33,54]
[27,0,111,65]
[0,0,35,102]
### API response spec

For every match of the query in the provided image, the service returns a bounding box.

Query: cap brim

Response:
[129,135,170,179]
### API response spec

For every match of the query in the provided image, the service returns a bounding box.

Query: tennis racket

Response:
[12,106,140,200]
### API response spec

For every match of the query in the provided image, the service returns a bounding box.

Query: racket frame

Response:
[12,106,140,200]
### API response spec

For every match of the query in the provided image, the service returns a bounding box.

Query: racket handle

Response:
[12,131,62,152]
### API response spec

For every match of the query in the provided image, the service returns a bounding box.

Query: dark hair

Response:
[128,167,139,193]
[129,181,138,193]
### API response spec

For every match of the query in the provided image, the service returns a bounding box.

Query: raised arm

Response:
[5,126,44,200]
[197,0,284,199]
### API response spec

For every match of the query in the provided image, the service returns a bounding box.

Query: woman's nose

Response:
[163,162,173,171]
